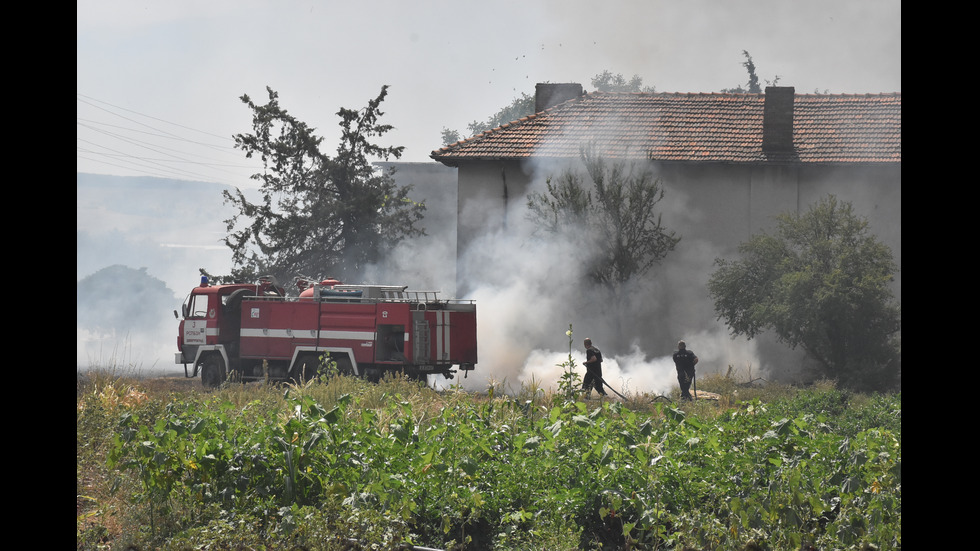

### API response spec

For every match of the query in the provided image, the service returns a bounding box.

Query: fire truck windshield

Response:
[184,294,209,318]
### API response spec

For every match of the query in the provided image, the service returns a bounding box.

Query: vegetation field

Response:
[77,370,900,550]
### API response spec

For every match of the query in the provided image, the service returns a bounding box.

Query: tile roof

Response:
[430,91,901,165]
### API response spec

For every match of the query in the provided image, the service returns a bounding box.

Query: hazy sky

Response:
[77,0,901,187]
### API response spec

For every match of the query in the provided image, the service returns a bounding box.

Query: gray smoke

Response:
[448,161,763,396]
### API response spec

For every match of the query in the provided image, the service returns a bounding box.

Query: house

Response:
[429,84,900,380]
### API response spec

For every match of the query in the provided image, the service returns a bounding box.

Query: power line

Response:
[76,93,261,186]
[77,93,234,142]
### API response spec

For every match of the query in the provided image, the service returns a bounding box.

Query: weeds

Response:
[79,369,900,550]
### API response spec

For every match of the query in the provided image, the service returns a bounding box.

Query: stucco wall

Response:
[373,162,460,293]
[451,158,900,380]
[454,159,901,298]
[453,160,539,294]
[651,163,900,269]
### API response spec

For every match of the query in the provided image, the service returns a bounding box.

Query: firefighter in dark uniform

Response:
[672,340,699,400]
[582,338,607,397]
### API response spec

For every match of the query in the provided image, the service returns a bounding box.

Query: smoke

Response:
[76,165,773,388]
[447,164,765,396]
[77,326,176,375]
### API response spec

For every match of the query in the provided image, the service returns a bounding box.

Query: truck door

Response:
[182,292,212,349]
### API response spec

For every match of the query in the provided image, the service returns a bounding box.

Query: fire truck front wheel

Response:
[200,354,227,389]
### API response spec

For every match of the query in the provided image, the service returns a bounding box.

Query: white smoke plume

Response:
[448,166,765,396]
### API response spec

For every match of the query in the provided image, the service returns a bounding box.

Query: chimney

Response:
[535,83,584,113]
[762,86,795,152]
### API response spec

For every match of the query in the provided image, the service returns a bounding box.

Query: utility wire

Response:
[76,93,259,186]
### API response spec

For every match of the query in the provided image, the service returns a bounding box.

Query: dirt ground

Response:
[140,376,203,393]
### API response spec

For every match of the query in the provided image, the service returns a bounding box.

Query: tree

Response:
[526,147,680,285]
[440,70,657,146]
[217,86,425,286]
[721,50,780,93]
[707,195,900,391]
[590,70,656,93]
[442,93,535,146]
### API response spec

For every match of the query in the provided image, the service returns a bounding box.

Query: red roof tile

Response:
[430,91,901,165]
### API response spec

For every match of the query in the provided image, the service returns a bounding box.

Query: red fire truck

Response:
[175,276,477,388]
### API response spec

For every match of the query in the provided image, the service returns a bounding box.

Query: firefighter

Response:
[582,338,607,397]
[672,340,699,400]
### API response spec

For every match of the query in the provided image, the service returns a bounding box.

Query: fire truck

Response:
[175,276,477,388]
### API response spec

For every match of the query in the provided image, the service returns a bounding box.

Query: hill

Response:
[76,173,237,292]
[77,173,239,372]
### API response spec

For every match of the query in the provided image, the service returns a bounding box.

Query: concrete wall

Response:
[454,159,901,298]
[653,162,901,299]
[450,158,900,381]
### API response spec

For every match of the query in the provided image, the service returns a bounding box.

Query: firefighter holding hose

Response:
[672,340,699,400]
[582,338,608,398]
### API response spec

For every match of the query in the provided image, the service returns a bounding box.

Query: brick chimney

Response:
[762,86,795,152]
[535,83,584,113]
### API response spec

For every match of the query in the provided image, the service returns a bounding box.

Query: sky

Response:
[77,0,901,187]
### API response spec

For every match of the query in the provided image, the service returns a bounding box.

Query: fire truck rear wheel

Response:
[200,355,226,389]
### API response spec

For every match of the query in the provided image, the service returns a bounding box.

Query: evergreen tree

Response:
[215,86,424,286]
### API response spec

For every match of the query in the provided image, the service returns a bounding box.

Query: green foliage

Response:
[86,373,900,550]
[442,93,536,146]
[527,147,680,284]
[721,50,781,93]
[556,324,582,399]
[440,126,462,146]
[708,195,901,391]
[591,70,656,93]
[217,86,425,284]
[441,69,654,146]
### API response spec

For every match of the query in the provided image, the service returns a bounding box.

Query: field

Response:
[77,370,901,550]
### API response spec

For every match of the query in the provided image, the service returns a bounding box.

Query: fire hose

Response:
[584,364,628,400]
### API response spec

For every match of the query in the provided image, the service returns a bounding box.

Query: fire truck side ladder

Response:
[413,320,430,364]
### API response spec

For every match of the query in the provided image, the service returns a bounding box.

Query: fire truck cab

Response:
[175,276,477,388]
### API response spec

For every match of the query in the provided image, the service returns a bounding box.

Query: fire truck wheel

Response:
[334,355,354,377]
[290,355,320,384]
[200,355,227,389]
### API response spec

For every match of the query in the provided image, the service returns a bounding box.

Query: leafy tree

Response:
[442,93,535,146]
[708,195,900,391]
[590,70,656,93]
[440,70,655,145]
[526,147,679,284]
[440,127,462,147]
[216,86,425,285]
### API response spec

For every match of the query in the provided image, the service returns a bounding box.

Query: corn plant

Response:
[557,324,582,399]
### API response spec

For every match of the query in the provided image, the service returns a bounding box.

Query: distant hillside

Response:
[77,173,240,371]
[77,173,239,294]
[77,265,177,332]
